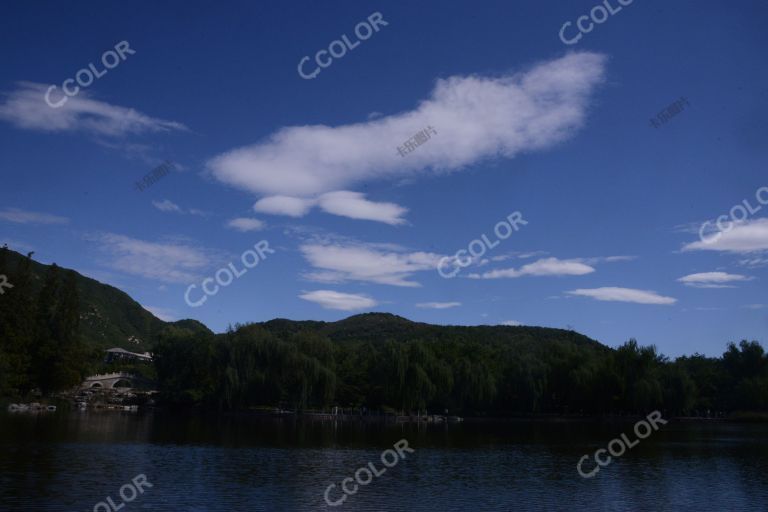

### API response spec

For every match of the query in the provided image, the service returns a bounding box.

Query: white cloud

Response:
[152,200,208,216]
[0,207,69,225]
[567,287,677,305]
[317,191,408,225]
[253,191,408,225]
[743,304,768,310]
[90,233,215,284]
[299,290,378,311]
[254,195,315,217]
[682,218,768,253]
[469,257,595,279]
[226,217,265,232]
[500,320,522,326]
[300,241,442,287]
[152,199,182,213]
[0,81,187,137]
[207,52,606,197]
[677,271,753,288]
[739,257,768,268]
[584,255,637,264]
[416,302,461,309]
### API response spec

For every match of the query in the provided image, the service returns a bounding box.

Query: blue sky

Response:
[1,0,766,357]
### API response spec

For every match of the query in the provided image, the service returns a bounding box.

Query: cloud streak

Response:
[0,207,69,225]
[89,233,218,284]
[469,257,596,279]
[299,290,378,311]
[0,82,187,137]
[567,287,677,305]
[416,302,461,309]
[678,271,753,288]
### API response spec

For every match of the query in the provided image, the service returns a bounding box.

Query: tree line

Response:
[152,322,768,416]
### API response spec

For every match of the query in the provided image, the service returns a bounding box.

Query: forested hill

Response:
[260,313,605,349]
[3,247,767,417]
[0,247,210,353]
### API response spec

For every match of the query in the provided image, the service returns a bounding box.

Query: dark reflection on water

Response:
[1,411,767,511]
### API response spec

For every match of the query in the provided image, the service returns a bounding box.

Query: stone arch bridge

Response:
[81,372,154,390]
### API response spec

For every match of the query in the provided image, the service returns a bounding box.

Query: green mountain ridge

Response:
[3,248,767,416]
[2,248,210,353]
[2,247,608,354]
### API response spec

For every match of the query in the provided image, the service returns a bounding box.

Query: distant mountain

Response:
[1,248,599,355]
[260,312,606,350]
[1,248,210,352]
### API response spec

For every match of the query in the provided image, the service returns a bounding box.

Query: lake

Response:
[1,411,767,511]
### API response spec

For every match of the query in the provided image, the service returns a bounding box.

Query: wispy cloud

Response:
[678,271,753,288]
[739,256,768,268]
[299,290,378,311]
[0,207,69,225]
[500,320,522,326]
[0,81,188,137]
[682,218,768,253]
[208,52,606,198]
[469,257,595,279]
[152,199,182,213]
[567,287,677,305]
[300,241,442,287]
[226,217,265,232]
[89,233,217,284]
[416,301,461,309]
[152,199,207,216]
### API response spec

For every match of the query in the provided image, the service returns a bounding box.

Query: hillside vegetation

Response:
[2,247,767,417]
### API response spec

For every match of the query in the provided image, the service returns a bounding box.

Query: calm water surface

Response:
[1,411,767,511]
